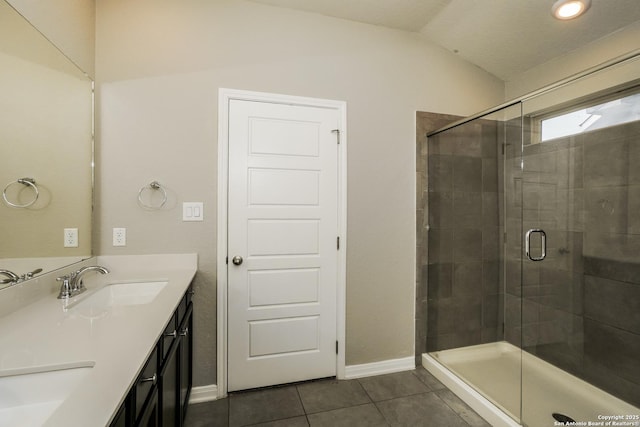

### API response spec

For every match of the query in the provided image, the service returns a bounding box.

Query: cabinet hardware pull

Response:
[140,373,157,385]
[180,327,189,337]
[164,330,177,337]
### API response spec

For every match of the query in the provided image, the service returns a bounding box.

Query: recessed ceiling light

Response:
[552,0,591,20]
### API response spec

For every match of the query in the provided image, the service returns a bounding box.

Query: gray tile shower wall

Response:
[583,258,640,407]
[418,115,501,354]
[416,112,465,363]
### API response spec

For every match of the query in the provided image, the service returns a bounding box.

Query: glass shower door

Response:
[519,102,586,426]
[520,64,640,425]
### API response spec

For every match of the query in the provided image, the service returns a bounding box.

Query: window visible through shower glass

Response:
[538,88,640,142]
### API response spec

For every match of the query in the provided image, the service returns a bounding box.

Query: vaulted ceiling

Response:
[249,0,640,81]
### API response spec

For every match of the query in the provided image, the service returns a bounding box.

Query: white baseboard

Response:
[189,384,218,404]
[344,356,415,379]
[189,357,414,401]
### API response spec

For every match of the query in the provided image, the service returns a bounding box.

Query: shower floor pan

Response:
[423,342,639,427]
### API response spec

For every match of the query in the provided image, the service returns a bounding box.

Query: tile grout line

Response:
[293,381,311,426]
[355,377,375,403]
[370,400,393,427]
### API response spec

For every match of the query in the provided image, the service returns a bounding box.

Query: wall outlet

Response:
[64,228,78,247]
[113,227,126,246]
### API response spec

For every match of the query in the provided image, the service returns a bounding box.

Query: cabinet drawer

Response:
[161,312,177,363]
[177,285,194,323]
[185,285,194,306]
[135,346,158,422]
[176,298,187,326]
[178,303,192,338]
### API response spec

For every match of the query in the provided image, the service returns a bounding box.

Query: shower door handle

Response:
[525,229,546,261]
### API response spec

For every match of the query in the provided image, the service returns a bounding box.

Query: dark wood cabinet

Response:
[137,388,159,427]
[135,347,159,423]
[111,401,128,427]
[110,285,193,427]
[179,304,193,422]
[160,330,179,427]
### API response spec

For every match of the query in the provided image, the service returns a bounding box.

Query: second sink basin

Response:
[0,363,94,427]
[72,281,168,316]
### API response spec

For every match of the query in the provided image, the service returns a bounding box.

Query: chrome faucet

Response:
[57,265,109,299]
[0,269,20,285]
[74,265,109,294]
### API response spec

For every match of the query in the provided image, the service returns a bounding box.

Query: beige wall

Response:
[0,51,92,259]
[6,0,95,77]
[95,0,504,386]
[0,0,92,263]
[505,21,640,100]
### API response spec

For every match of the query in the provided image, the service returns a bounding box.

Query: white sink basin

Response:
[87,281,167,306]
[72,281,168,317]
[0,363,94,427]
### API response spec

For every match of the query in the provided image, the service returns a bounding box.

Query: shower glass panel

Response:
[520,74,640,425]
[426,104,524,423]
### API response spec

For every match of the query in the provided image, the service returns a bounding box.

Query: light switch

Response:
[183,202,204,221]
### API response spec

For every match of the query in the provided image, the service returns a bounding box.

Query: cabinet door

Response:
[137,388,159,427]
[160,338,179,427]
[110,400,128,427]
[135,347,158,421]
[179,304,193,422]
[162,313,177,362]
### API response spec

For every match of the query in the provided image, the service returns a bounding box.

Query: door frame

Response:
[216,88,347,398]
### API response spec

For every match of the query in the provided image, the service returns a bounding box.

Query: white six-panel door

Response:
[227,99,340,391]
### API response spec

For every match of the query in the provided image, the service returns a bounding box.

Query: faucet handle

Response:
[69,271,82,291]
[56,275,72,299]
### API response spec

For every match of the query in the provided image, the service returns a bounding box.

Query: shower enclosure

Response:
[419,55,640,427]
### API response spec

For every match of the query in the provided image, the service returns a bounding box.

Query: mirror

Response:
[0,0,93,289]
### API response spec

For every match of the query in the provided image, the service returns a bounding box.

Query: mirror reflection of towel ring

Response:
[2,178,39,208]
[138,181,167,210]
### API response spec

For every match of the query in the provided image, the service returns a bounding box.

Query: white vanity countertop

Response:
[0,253,198,427]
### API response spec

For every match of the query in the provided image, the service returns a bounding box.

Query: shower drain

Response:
[552,413,576,423]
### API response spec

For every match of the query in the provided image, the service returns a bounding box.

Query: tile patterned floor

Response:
[184,367,490,427]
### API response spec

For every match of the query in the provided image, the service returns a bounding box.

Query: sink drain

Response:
[552,413,576,423]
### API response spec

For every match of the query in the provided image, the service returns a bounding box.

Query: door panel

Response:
[249,316,319,356]
[247,219,320,256]
[227,99,339,391]
[249,118,320,157]
[248,168,319,205]
[248,268,319,306]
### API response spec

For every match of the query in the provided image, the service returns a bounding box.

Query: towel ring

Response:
[3,178,39,208]
[138,181,167,209]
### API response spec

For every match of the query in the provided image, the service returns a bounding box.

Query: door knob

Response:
[232,256,243,266]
